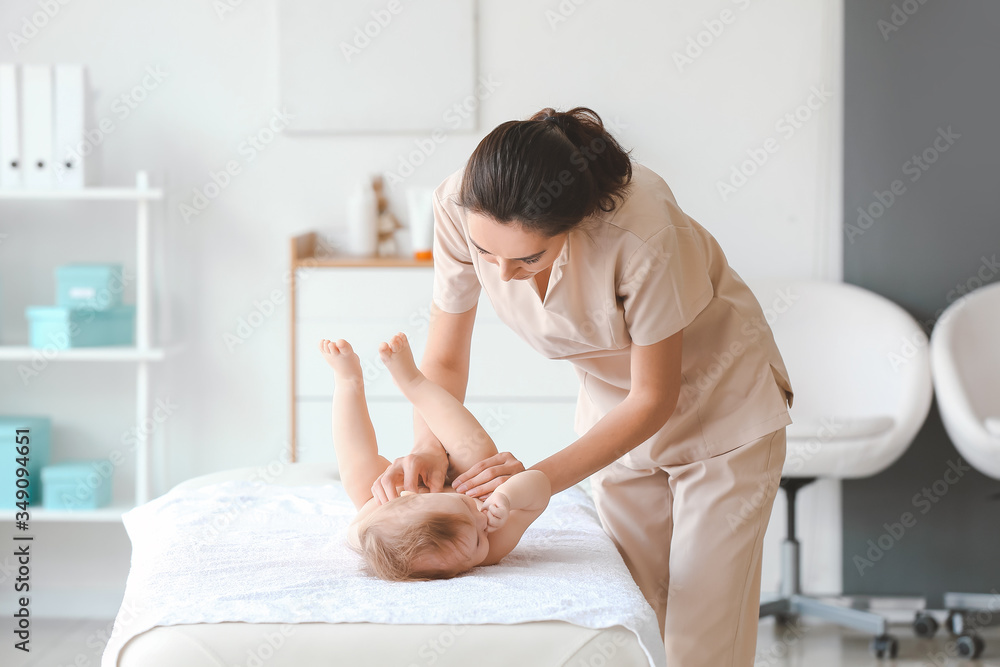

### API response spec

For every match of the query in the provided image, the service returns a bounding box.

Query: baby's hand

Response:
[483,492,510,533]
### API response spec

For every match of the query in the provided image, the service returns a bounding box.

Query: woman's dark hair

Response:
[457,107,633,237]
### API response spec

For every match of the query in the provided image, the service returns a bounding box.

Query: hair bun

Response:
[459,106,633,235]
[536,107,559,123]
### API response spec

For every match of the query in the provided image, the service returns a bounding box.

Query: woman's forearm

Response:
[529,395,674,494]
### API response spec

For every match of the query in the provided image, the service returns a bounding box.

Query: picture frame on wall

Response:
[278,0,479,134]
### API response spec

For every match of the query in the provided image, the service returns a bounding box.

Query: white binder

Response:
[21,65,54,190]
[53,64,85,189]
[0,64,22,190]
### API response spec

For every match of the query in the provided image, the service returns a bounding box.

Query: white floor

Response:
[4,616,1000,666]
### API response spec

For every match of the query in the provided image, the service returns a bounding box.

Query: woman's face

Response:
[467,213,568,282]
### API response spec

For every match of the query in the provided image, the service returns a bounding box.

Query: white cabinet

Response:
[289,235,581,471]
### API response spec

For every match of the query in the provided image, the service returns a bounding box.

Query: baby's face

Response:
[407,493,490,573]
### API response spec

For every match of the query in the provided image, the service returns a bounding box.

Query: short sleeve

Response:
[619,226,714,346]
[431,191,482,313]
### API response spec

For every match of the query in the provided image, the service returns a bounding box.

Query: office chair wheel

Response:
[913,611,939,638]
[946,610,966,636]
[871,634,899,659]
[956,633,984,660]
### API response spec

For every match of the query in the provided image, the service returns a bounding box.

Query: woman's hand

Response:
[482,492,510,533]
[452,452,525,499]
[371,449,449,505]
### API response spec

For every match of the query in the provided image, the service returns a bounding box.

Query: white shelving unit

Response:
[0,346,166,361]
[0,171,165,522]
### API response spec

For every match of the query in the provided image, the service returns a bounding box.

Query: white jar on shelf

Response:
[344,177,378,258]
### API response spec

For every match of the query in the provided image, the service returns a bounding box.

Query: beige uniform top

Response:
[431,162,794,470]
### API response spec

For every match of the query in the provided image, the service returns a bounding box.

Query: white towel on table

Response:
[101,480,665,667]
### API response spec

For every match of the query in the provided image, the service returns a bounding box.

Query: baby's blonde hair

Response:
[349,493,475,582]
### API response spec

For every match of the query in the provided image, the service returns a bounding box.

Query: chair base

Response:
[760,594,915,659]
[931,592,1000,659]
[760,594,891,635]
[761,478,916,659]
[943,592,1000,624]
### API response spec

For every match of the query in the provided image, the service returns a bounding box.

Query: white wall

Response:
[0,0,843,618]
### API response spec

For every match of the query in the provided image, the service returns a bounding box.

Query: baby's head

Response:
[351,491,490,581]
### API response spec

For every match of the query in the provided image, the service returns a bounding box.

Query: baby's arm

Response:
[480,470,551,566]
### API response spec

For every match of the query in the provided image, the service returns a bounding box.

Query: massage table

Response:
[104,463,664,667]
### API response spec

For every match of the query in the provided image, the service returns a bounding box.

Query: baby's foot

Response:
[378,332,422,390]
[318,339,362,381]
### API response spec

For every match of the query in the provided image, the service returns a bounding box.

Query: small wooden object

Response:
[371,175,404,257]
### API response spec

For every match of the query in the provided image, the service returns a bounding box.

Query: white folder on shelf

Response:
[0,64,22,190]
[53,64,85,189]
[21,64,54,190]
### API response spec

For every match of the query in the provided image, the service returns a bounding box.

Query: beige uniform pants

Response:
[590,427,786,667]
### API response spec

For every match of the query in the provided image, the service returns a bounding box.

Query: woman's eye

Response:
[474,245,540,265]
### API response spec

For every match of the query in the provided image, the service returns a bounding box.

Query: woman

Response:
[373,106,794,666]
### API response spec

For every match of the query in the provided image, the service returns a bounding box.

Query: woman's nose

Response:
[497,259,517,281]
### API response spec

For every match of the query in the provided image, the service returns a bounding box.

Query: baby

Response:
[319,332,551,582]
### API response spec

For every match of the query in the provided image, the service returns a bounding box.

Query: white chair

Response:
[929,281,1000,660]
[744,278,934,659]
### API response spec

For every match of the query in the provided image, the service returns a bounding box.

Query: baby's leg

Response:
[319,339,391,509]
[379,332,499,477]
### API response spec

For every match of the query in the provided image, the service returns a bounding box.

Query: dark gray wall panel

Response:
[843,0,1000,606]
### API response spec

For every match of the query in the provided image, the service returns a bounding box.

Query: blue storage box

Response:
[25,304,135,349]
[56,263,124,310]
[0,416,51,509]
[41,460,113,510]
